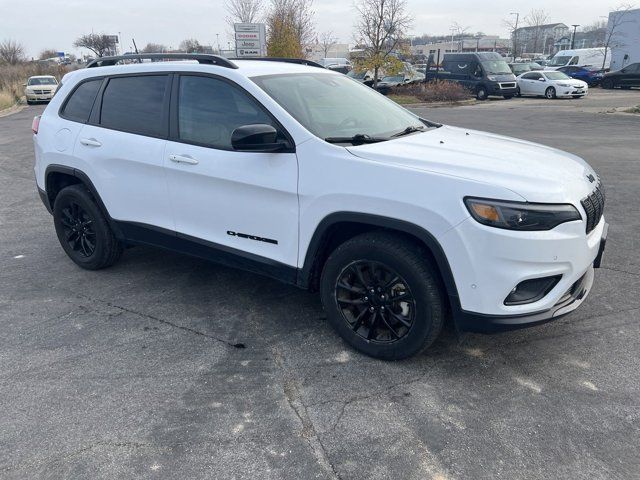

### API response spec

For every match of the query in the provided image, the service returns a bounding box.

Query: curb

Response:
[0,103,26,118]
[404,99,477,108]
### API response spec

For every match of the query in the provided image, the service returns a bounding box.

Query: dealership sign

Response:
[234,23,266,57]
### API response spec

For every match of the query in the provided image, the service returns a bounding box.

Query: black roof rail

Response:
[86,53,238,69]
[229,57,325,68]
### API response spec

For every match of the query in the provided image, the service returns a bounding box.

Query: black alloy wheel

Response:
[335,260,416,344]
[59,201,97,258]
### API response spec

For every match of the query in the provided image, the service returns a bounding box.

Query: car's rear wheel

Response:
[545,86,557,99]
[53,184,123,270]
[320,232,445,360]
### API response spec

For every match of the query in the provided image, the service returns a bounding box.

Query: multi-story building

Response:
[514,23,569,56]
[411,36,511,59]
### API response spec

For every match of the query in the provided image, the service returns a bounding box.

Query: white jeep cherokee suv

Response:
[32,54,607,360]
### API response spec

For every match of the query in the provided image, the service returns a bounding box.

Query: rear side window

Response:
[60,79,102,123]
[100,75,168,137]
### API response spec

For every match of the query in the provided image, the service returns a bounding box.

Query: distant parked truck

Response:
[425,52,518,100]
[545,48,610,71]
[608,8,640,71]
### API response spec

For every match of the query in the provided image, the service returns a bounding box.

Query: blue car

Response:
[557,66,605,86]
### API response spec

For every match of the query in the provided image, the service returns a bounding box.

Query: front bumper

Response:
[25,93,54,101]
[440,212,607,330]
[488,83,518,96]
[557,86,588,97]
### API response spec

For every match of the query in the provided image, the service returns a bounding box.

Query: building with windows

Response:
[411,36,510,59]
[514,23,569,56]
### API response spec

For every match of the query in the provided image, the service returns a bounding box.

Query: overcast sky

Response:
[1,0,614,58]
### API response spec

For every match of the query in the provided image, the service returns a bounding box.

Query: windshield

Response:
[549,55,572,67]
[544,71,571,80]
[252,73,425,141]
[382,76,404,82]
[481,60,512,75]
[28,77,57,85]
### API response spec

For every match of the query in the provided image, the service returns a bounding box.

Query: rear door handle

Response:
[80,138,102,147]
[169,154,199,165]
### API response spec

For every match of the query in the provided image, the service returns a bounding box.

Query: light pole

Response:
[571,24,580,49]
[216,33,220,54]
[510,12,520,58]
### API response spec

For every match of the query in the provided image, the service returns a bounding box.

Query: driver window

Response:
[178,75,276,149]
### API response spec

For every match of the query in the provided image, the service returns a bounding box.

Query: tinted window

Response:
[61,79,102,123]
[522,72,540,80]
[100,75,168,137]
[178,75,276,149]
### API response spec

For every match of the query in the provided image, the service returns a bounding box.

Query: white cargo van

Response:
[545,48,610,70]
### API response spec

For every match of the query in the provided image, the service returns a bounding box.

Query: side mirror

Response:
[231,124,287,152]
[539,78,546,81]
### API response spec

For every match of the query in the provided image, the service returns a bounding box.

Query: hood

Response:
[346,125,598,203]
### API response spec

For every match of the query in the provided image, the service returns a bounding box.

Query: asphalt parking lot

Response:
[1,89,639,479]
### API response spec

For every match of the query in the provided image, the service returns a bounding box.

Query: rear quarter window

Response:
[60,79,102,123]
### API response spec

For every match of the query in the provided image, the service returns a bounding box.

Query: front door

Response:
[164,74,299,268]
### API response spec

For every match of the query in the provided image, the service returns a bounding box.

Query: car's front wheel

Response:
[476,86,488,100]
[320,232,445,360]
[545,86,557,99]
[601,78,615,89]
[53,184,123,270]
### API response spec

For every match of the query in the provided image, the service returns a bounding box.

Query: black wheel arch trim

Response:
[43,164,124,239]
[298,212,461,302]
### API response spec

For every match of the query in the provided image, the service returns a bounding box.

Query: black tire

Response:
[53,184,123,270]
[320,232,445,360]
[601,78,614,89]
[545,86,557,99]
[476,85,488,100]
[516,87,522,97]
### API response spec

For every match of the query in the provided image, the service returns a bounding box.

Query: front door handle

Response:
[169,154,199,165]
[80,138,102,147]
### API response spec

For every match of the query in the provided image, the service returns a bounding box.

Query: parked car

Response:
[508,62,543,76]
[375,75,410,95]
[24,75,59,104]
[545,48,610,71]
[32,53,607,360]
[601,63,640,89]
[346,69,375,87]
[516,71,588,99]
[425,52,517,100]
[319,57,352,69]
[557,66,605,86]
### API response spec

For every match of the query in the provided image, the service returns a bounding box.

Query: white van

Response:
[545,48,610,71]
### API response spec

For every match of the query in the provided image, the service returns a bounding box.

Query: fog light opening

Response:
[504,275,562,306]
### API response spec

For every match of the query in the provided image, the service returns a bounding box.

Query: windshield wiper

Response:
[324,133,389,145]
[390,125,426,138]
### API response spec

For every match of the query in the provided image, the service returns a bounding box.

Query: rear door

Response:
[74,74,173,231]
[163,74,298,267]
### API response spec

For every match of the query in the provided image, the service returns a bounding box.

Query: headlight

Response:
[487,75,497,81]
[464,197,581,231]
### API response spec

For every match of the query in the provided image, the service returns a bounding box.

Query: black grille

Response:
[581,181,605,234]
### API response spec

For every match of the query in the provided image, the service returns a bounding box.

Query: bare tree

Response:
[73,34,117,57]
[0,39,26,65]
[502,16,520,57]
[354,0,412,87]
[142,43,168,53]
[225,0,264,27]
[524,9,549,54]
[266,0,315,57]
[601,3,636,69]
[318,31,337,58]
[179,39,204,53]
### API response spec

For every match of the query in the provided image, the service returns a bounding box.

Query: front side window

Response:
[549,55,572,67]
[61,79,102,123]
[177,75,277,149]
[252,73,425,141]
[100,75,168,137]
